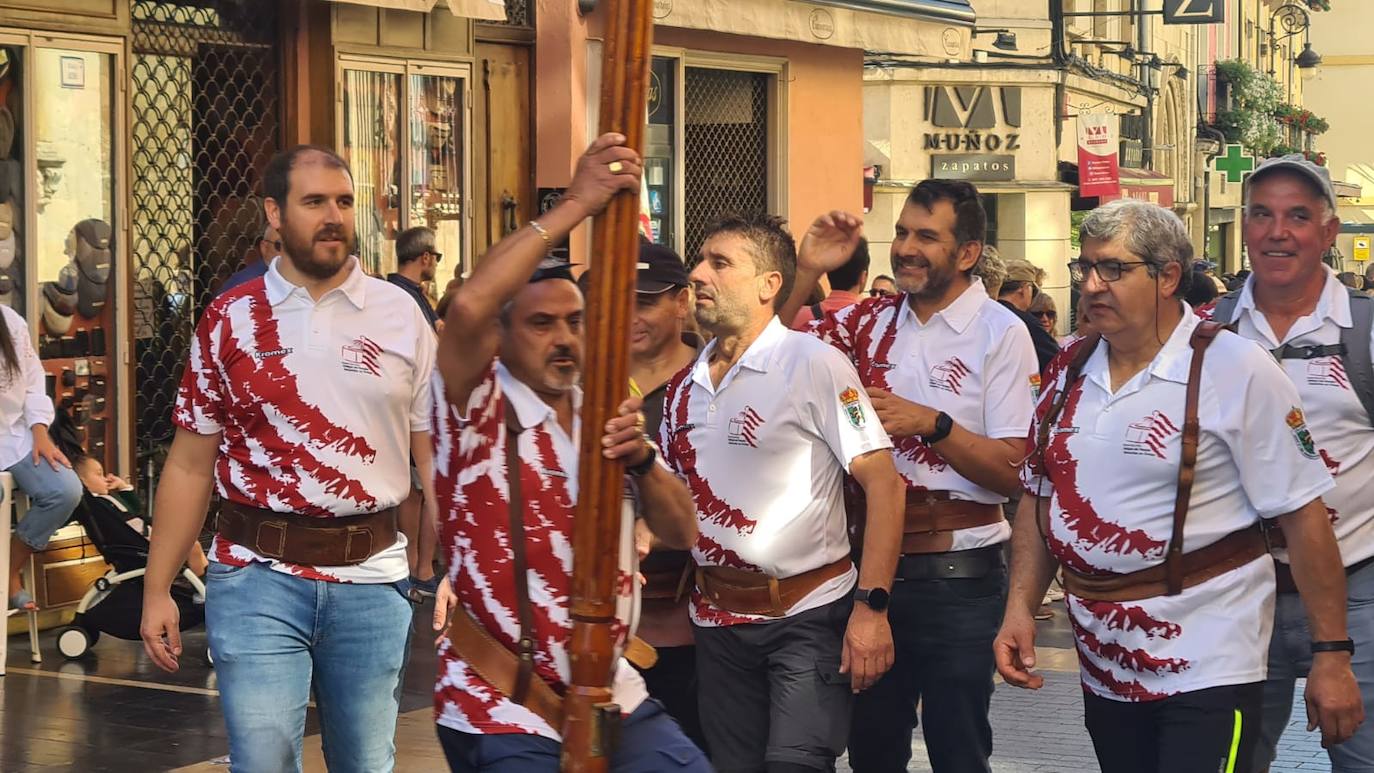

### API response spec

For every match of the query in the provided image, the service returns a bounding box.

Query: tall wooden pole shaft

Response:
[562,1,654,770]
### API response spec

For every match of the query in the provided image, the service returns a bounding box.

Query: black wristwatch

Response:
[626,439,659,478]
[1311,639,1356,655]
[920,411,954,445]
[854,587,890,612]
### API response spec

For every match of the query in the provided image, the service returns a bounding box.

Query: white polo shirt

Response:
[1023,310,1334,701]
[431,362,646,740]
[809,280,1039,552]
[1207,268,1374,567]
[175,257,436,584]
[659,317,892,627]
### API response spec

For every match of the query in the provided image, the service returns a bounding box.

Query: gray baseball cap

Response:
[1246,153,1337,211]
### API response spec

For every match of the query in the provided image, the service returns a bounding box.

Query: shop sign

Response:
[1078,113,1121,197]
[1164,0,1224,25]
[1355,236,1372,262]
[923,85,1021,154]
[932,153,1015,182]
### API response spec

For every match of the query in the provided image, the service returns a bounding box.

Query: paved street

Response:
[0,600,1337,771]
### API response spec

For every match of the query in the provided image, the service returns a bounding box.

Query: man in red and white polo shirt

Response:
[140,146,437,772]
[660,212,905,772]
[427,133,709,772]
[1202,155,1374,772]
[782,179,1038,773]
[995,198,1362,773]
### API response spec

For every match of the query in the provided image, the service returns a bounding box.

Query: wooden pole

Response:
[562,1,654,770]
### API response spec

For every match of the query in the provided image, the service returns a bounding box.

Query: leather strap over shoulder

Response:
[1166,321,1222,596]
[503,396,538,706]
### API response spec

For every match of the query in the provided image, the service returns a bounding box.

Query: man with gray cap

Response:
[996,253,1059,373]
[1203,154,1374,772]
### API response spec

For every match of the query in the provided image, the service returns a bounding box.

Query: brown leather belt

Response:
[1062,523,1268,603]
[640,550,693,602]
[695,557,852,617]
[849,488,1004,555]
[216,502,398,566]
[448,602,565,729]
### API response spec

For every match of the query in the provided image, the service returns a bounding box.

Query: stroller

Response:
[55,493,206,659]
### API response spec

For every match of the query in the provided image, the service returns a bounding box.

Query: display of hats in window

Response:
[0,201,13,241]
[41,264,78,335]
[0,159,20,206]
[0,232,15,270]
[0,106,12,161]
[0,273,15,312]
[72,218,111,319]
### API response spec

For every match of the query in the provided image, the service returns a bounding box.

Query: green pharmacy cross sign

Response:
[1214,144,1256,183]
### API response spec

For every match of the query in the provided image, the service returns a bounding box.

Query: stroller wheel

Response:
[94,577,111,592]
[57,626,97,659]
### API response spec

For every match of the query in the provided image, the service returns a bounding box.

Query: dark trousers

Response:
[1084,682,1264,773]
[637,645,708,755]
[436,700,710,772]
[848,563,1006,773]
[694,595,854,772]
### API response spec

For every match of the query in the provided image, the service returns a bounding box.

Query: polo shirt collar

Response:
[1086,304,1200,391]
[263,255,368,310]
[693,315,787,392]
[497,361,583,434]
[1233,265,1351,331]
[897,278,989,335]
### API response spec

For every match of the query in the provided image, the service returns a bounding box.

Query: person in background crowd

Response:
[997,253,1059,373]
[1028,292,1058,339]
[870,274,897,298]
[75,454,208,577]
[623,239,708,751]
[997,198,1360,773]
[141,145,437,773]
[1185,264,1220,308]
[387,225,442,596]
[1337,271,1364,292]
[1065,291,1095,345]
[219,223,280,296]
[791,237,870,330]
[786,180,1039,773]
[1202,154,1374,773]
[428,133,709,772]
[1365,265,1374,295]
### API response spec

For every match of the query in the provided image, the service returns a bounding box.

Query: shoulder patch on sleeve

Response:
[840,387,866,429]
[1286,407,1318,459]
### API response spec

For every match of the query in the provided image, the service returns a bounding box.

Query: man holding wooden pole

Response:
[429,133,710,773]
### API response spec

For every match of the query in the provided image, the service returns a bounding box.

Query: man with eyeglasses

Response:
[219,222,281,296]
[995,198,1361,773]
[782,179,1039,772]
[389,226,442,330]
[869,274,897,298]
[1200,155,1374,773]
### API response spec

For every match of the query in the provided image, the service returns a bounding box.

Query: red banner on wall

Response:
[1077,113,1120,197]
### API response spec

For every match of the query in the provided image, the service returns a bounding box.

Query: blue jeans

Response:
[1253,558,1374,772]
[205,560,413,773]
[436,700,710,772]
[8,456,82,550]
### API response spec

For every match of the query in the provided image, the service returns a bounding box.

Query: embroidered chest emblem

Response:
[1306,357,1350,390]
[1122,411,1179,459]
[341,336,383,377]
[727,407,765,448]
[929,357,972,395]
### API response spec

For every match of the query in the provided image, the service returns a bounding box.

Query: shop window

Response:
[645,56,677,250]
[683,67,771,263]
[341,59,469,282]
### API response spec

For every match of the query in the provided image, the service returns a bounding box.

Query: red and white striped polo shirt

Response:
[174,257,436,583]
[808,281,1039,552]
[431,362,646,740]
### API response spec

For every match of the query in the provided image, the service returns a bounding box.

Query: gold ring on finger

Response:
[608,161,625,174]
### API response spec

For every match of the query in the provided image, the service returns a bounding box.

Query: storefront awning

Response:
[652,0,972,58]
[1335,180,1363,199]
[326,0,506,21]
[1108,167,1175,208]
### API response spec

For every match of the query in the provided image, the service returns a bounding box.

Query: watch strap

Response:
[1311,639,1356,654]
[921,411,953,445]
[626,438,658,478]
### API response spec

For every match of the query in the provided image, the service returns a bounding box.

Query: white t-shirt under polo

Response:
[659,317,892,627]
[809,280,1039,552]
[175,256,436,583]
[1023,310,1334,702]
[1211,268,1374,567]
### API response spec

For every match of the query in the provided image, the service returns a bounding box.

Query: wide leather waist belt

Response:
[896,545,1003,581]
[447,602,565,729]
[695,557,852,617]
[847,488,1005,554]
[216,502,399,567]
[1062,523,1268,603]
[1274,553,1374,595]
[640,551,693,602]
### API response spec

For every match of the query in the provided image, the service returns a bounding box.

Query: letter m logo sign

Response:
[1164,0,1223,24]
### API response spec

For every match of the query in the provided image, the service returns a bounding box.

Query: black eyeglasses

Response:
[431,251,443,263]
[868,288,896,298]
[1067,259,1151,283]
[1032,310,1058,319]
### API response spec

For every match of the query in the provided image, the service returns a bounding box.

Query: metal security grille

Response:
[493,0,531,27]
[130,1,280,461]
[683,68,770,263]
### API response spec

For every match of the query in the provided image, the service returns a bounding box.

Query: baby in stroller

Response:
[54,455,208,659]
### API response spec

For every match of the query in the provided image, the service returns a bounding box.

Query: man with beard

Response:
[1200,156,1374,773]
[140,146,437,772]
[996,199,1360,773]
[659,212,905,772]
[781,179,1038,772]
[428,133,709,771]
[625,240,709,750]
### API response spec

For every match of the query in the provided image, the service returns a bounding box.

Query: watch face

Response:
[859,587,890,612]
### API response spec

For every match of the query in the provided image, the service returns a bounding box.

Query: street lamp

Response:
[1295,42,1322,69]
[973,28,1018,51]
[1268,3,1321,76]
